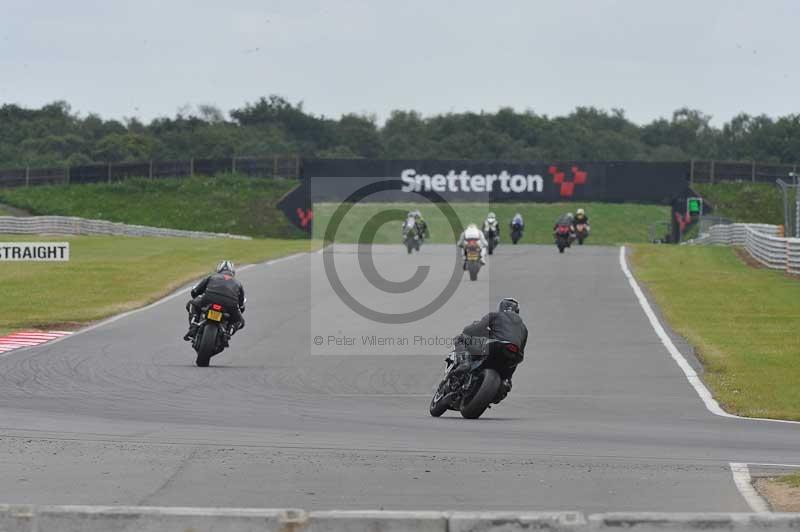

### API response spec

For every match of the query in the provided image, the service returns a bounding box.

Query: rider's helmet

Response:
[567,212,574,220]
[466,223,478,231]
[498,297,520,314]
[577,208,585,216]
[216,260,236,276]
[413,210,422,219]
[487,212,496,221]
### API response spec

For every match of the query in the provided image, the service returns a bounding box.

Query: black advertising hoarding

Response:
[304,159,691,204]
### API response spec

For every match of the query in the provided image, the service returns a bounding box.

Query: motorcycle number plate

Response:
[207,309,223,322]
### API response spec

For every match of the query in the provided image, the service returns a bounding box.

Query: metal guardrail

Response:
[689,222,800,276]
[0,216,251,240]
[0,156,301,188]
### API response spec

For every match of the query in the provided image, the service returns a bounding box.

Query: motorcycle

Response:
[510,223,523,244]
[554,223,573,253]
[190,301,242,367]
[402,218,421,254]
[429,338,523,419]
[463,239,482,281]
[485,229,499,255]
[574,222,589,245]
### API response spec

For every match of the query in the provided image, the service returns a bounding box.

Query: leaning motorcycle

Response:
[463,239,482,281]
[574,222,589,245]
[554,223,573,253]
[190,302,241,367]
[429,338,523,419]
[510,223,523,244]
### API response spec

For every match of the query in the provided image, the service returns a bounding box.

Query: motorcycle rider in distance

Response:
[573,208,590,232]
[457,223,488,266]
[483,212,500,240]
[511,212,524,230]
[413,210,430,241]
[553,212,575,234]
[456,297,528,393]
[184,260,246,343]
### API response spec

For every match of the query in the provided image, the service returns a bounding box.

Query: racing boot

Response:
[183,323,199,341]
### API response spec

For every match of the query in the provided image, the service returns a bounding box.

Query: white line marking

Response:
[730,463,771,512]
[619,246,800,425]
[0,252,307,357]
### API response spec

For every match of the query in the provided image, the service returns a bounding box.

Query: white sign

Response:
[401,168,544,194]
[0,242,70,261]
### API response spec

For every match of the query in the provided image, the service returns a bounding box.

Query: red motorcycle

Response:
[554,223,573,254]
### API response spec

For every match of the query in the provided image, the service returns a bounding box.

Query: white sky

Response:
[0,0,797,125]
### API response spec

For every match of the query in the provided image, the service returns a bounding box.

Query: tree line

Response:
[0,95,798,168]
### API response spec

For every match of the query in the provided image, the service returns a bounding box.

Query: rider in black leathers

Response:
[183,260,246,341]
[457,297,528,389]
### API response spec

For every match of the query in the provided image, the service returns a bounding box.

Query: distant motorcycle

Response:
[463,239,482,281]
[485,229,499,255]
[190,301,243,367]
[574,223,589,245]
[554,223,573,253]
[402,217,422,254]
[510,223,523,244]
[429,338,523,419]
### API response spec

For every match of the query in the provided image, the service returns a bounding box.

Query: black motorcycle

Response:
[190,301,242,367]
[510,223,523,244]
[429,338,523,419]
[485,229,499,255]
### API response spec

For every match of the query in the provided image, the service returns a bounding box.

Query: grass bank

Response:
[0,235,311,335]
[0,175,304,238]
[631,245,800,420]
[314,202,669,244]
[694,183,784,225]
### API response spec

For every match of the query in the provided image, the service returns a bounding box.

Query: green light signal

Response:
[687,197,702,215]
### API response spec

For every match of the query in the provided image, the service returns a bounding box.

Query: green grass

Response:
[779,472,800,488]
[0,174,305,239]
[631,245,800,420]
[314,202,669,244]
[694,183,784,225]
[0,235,312,335]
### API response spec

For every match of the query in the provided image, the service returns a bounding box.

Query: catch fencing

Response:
[691,222,800,275]
[0,216,250,240]
[0,156,301,188]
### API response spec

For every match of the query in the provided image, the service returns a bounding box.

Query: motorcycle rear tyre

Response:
[195,322,218,367]
[460,369,501,419]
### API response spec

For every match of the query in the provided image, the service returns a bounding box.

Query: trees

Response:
[0,96,797,167]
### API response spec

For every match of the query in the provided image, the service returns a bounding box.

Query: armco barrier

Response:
[0,216,250,240]
[691,223,800,277]
[3,506,800,531]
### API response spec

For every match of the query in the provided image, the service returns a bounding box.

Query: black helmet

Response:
[216,260,236,275]
[498,297,519,313]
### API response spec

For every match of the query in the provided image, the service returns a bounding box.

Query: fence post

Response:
[709,160,715,184]
[25,166,30,187]
[295,156,300,179]
[273,156,278,178]
[232,156,237,174]
[190,158,194,177]
[752,160,756,183]
[108,162,112,183]
[689,159,694,185]
[66,166,70,185]
[149,159,153,179]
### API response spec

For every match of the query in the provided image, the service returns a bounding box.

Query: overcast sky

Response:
[1,0,797,125]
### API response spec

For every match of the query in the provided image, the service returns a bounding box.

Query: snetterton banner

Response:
[304,159,691,204]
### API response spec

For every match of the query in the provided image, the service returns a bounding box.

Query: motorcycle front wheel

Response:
[460,369,501,419]
[429,383,450,417]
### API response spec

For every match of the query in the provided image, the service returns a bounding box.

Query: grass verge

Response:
[314,202,669,244]
[630,245,800,420]
[694,183,784,224]
[0,175,305,239]
[0,235,312,336]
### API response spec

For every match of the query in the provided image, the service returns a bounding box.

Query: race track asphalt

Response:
[0,244,798,512]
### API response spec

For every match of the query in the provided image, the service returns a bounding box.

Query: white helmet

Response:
[577,208,585,215]
[567,212,574,218]
[467,223,478,231]
[487,212,496,220]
